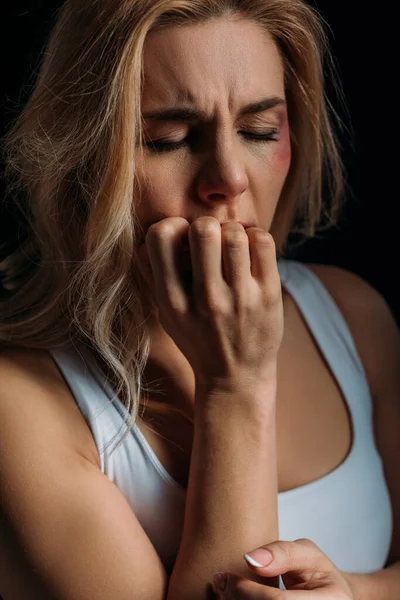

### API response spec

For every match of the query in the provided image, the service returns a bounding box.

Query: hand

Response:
[137,216,283,397]
[212,538,355,599]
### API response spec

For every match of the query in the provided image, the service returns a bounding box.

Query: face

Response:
[135,16,291,239]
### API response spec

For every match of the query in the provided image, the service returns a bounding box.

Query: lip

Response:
[237,221,257,229]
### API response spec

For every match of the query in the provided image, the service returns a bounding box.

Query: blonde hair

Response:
[0,0,347,456]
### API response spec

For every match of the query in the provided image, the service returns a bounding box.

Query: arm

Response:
[306,264,400,600]
[343,562,400,600]
[167,384,279,600]
[0,353,168,600]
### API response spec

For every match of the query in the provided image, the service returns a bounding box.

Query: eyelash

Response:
[144,129,279,153]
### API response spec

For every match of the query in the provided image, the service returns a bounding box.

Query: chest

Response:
[138,296,354,493]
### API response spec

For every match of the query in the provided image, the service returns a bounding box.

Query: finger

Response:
[144,217,190,312]
[188,217,227,305]
[218,573,282,600]
[247,230,280,292]
[221,222,251,294]
[243,539,336,581]
[221,573,333,599]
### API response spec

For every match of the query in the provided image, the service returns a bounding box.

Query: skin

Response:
[1,17,399,600]
[135,16,291,415]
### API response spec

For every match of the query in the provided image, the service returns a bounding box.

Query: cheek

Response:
[271,120,292,175]
[134,169,185,227]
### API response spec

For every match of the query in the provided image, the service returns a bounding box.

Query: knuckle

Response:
[254,230,276,249]
[196,290,231,320]
[301,568,332,588]
[260,264,282,293]
[295,538,317,549]
[221,221,244,231]
[247,227,273,241]
[223,227,248,248]
[275,540,296,563]
[147,221,174,242]
[199,292,229,316]
[167,298,186,315]
[161,293,186,316]
[310,570,330,582]
[191,217,220,238]
[262,282,282,306]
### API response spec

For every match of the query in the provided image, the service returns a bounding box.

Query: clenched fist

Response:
[137,216,283,402]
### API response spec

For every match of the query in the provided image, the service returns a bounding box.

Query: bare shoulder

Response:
[306,262,386,314]
[306,262,400,399]
[0,347,101,468]
[0,346,66,389]
[0,347,168,599]
[306,262,400,566]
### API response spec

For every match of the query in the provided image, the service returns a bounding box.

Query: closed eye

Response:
[144,129,279,153]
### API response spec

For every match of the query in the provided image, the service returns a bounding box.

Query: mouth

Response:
[236,221,257,229]
[138,219,257,246]
[179,220,256,257]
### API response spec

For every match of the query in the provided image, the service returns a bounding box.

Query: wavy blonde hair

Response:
[0,0,346,456]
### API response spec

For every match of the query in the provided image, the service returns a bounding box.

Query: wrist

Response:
[194,378,277,422]
[340,570,372,600]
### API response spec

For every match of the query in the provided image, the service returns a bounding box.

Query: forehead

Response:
[142,17,285,106]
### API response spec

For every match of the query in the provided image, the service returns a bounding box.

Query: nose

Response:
[196,135,249,206]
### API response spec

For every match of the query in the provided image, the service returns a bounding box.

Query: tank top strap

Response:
[277,259,374,435]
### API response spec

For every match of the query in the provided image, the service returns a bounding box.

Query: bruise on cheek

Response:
[273,114,292,171]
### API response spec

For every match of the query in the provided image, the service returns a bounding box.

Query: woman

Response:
[0,1,399,599]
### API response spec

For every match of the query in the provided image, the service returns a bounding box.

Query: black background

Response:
[0,6,396,600]
[0,2,397,320]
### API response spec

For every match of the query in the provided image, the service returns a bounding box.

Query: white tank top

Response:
[48,260,393,588]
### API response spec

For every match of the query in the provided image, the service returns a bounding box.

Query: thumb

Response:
[243,539,334,581]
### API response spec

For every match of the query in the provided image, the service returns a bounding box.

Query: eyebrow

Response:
[142,96,286,121]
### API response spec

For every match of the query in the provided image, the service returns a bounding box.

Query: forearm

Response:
[167,385,279,600]
[343,561,400,600]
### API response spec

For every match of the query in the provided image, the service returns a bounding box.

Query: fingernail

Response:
[244,548,273,567]
[213,572,227,591]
